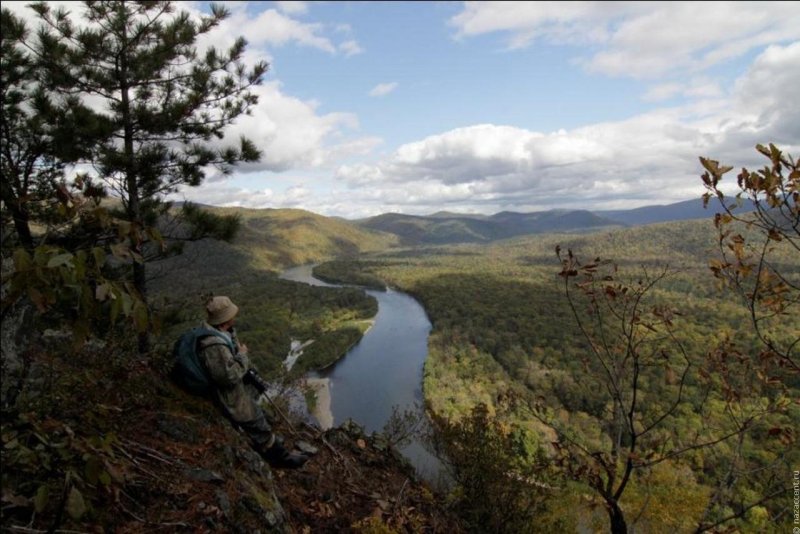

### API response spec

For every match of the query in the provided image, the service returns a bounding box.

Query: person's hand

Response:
[238,341,248,355]
[234,350,251,370]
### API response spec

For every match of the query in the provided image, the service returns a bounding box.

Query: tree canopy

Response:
[2,1,267,350]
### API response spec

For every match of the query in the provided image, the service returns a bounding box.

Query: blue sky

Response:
[9,1,800,218]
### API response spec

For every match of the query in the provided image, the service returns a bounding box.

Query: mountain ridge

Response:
[188,197,743,250]
[355,198,730,245]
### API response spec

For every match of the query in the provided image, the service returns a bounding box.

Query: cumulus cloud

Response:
[450,1,800,79]
[368,82,399,97]
[17,2,377,177]
[642,83,685,102]
[175,180,318,210]
[177,4,377,173]
[643,78,723,102]
[331,42,800,214]
[274,1,309,16]
[7,1,380,213]
[2,0,80,20]
[339,40,364,56]
[732,42,800,123]
[185,2,365,62]
[190,42,799,218]
[212,81,382,174]
[238,8,336,53]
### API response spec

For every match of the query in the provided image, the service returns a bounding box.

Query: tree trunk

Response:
[8,200,34,249]
[608,501,627,534]
[119,13,149,354]
[132,261,148,353]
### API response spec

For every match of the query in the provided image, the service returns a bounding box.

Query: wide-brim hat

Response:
[206,296,239,326]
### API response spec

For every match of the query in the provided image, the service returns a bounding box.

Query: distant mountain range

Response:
[355,197,747,245]
[181,196,755,257]
[594,197,742,225]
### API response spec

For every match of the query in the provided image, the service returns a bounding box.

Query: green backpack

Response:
[170,327,234,396]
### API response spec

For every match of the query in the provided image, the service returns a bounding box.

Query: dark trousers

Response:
[213,392,275,449]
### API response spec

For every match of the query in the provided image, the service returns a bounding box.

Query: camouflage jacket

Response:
[197,323,259,423]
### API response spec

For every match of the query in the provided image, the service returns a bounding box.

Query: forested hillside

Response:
[313,210,800,532]
[2,11,796,527]
[357,209,622,245]
[354,198,743,246]
[0,2,433,529]
[146,207,399,376]
[208,207,399,270]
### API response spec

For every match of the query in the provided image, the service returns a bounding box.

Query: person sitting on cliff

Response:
[200,296,309,469]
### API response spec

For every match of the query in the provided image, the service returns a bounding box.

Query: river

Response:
[280,264,444,482]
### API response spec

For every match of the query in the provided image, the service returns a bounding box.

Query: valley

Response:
[148,197,798,532]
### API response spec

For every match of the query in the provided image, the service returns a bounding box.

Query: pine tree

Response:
[29,1,267,350]
[0,9,99,249]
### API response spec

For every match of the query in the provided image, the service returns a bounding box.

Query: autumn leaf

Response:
[66,487,86,520]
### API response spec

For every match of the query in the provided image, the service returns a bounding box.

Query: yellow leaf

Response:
[66,487,86,520]
[46,253,73,269]
[12,249,32,271]
[34,486,49,513]
[95,283,111,301]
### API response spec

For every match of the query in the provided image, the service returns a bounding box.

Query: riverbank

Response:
[304,377,333,429]
[283,339,316,372]
[279,263,442,481]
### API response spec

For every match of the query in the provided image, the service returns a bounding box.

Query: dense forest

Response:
[0,3,422,531]
[4,125,798,534]
[1,0,797,531]
[311,186,800,533]
[145,206,396,376]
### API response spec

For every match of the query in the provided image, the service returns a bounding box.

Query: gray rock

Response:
[156,416,199,443]
[0,269,35,409]
[294,440,319,455]
[341,418,365,437]
[235,447,266,475]
[184,468,225,483]
[215,489,232,517]
[263,510,280,528]
[371,433,389,453]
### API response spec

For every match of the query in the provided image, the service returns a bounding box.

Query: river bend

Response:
[280,264,442,480]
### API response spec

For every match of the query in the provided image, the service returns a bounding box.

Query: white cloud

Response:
[274,1,309,16]
[177,183,277,207]
[643,79,723,103]
[335,23,354,34]
[215,81,381,173]
[174,180,317,209]
[2,0,82,21]
[450,2,800,79]
[449,1,625,47]
[386,125,538,184]
[187,3,364,60]
[684,79,723,100]
[239,8,336,53]
[368,82,399,97]
[733,42,800,122]
[642,83,685,102]
[330,42,800,215]
[339,40,364,57]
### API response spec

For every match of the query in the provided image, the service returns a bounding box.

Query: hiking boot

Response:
[261,439,309,469]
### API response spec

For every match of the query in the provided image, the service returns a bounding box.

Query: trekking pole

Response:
[245,369,299,436]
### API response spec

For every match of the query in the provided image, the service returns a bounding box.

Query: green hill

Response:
[210,207,399,270]
[357,209,623,245]
[147,207,399,377]
[310,216,799,529]
[354,198,763,246]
